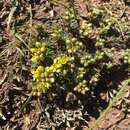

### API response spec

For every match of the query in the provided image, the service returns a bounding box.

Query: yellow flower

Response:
[52,66,57,72]
[54,57,59,64]
[63,69,67,75]
[31,57,38,63]
[54,56,68,64]
[71,38,77,42]
[67,49,73,53]
[45,67,51,73]
[32,91,37,96]
[33,72,39,80]
[31,70,36,74]
[37,66,44,72]
[54,64,62,69]
[49,78,55,83]
[36,42,42,47]
[41,53,44,57]
[44,83,50,89]
[40,46,45,52]
[30,48,37,53]
[49,66,54,72]
[41,73,45,78]
[36,82,44,90]
[37,91,41,96]
[65,39,71,44]
[56,69,61,73]
[60,57,68,64]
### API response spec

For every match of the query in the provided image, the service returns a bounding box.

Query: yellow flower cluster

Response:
[64,8,74,21]
[30,42,45,63]
[64,36,83,54]
[89,7,104,19]
[123,49,130,64]
[99,17,115,34]
[31,65,54,95]
[103,48,116,58]
[79,20,93,37]
[31,55,69,95]
[51,28,62,39]
[76,67,86,79]
[95,38,105,47]
[80,54,93,67]
[95,51,104,60]
[74,80,89,94]
[89,72,100,85]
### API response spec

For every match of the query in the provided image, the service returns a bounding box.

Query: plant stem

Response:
[88,78,130,130]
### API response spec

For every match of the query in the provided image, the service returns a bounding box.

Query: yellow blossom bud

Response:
[67,49,73,53]
[83,80,87,84]
[54,64,62,69]
[32,91,37,96]
[31,70,35,74]
[40,46,45,52]
[39,54,43,59]
[56,69,61,73]
[37,91,41,96]
[71,38,77,42]
[63,69,67,75]
[41,73,45,78]
[51,33,57,37]
[65,39,71,44]
[45,78,49,82]
[36,42,41,47]
[49,66,53,72]
[33,72,39,80]
[45,67,50,73]
[31,56,38,63]
[49,78,55,83]
[61,58,68,64]
[79,29,83,34]
[37,66,44,72]
[64,15,69,20]
[80,20,86,29]
[30,48,37,53]
[83,31,88,36]
[45,83,50,89]
[54,58,58,64]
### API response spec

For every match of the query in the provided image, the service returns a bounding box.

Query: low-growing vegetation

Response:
[0,0,130,130]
